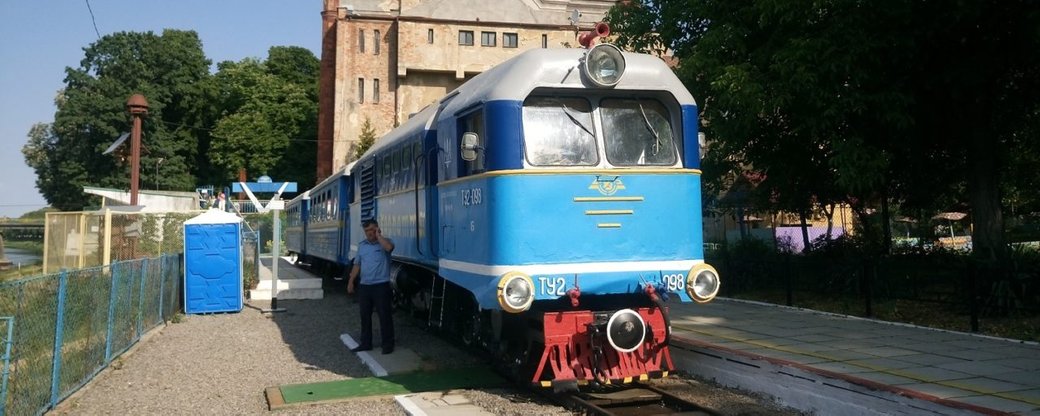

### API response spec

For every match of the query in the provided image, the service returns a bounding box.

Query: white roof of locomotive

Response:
[357,46,696,162]
[439,47,696,118]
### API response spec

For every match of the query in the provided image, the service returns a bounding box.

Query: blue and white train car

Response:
[333,35,721,389]
[284,190,309,263]
[301,166,353,273]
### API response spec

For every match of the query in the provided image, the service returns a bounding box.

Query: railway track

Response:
[549,382,722,416]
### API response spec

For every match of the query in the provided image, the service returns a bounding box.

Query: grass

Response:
[2,240,44,281]
[0,264,45,281]
[732,290,1040,343]
[5,240,43,254]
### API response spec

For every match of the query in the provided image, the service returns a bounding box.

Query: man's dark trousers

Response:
[357,282,394,349]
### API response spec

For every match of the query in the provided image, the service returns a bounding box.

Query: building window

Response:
[374,30,380,55]
[481,31,496,47]
[459,30,474,46]
[541,34,548,48]
[359,29,365,53]
[373,79,380,103]
[503,33,518,48]
[428,28,434,44]
[358,78,365,103]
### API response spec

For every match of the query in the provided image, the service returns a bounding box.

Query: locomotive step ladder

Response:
[428,274,447,328]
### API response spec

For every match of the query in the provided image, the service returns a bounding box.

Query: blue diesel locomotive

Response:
[286,27,720,389]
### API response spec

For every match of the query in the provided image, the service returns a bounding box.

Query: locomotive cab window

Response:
[460,110,486,175]
[601,98,678,166]
[521,96,598,166]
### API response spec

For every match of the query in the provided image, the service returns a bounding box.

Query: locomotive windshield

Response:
[522,96,599,166]
[601,99,677,166]
[521,95,678,167]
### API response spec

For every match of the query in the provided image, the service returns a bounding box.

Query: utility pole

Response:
[127,94,149,206]
[156,157,165,190]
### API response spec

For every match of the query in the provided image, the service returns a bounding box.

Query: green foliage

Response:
[607,0,1040,262]
[136,213,193,257]
[209,47,319,189]
[355,117,377,160]
[17,207,57,221]
[22,30,212,210]
[22,32,320,209]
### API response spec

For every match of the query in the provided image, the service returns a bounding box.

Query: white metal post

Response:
[267,198,286,312]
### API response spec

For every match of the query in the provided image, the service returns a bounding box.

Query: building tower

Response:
[316,0,619,180]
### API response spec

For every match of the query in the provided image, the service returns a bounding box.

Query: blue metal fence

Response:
[0,254,182,416]
[0,317,13,416]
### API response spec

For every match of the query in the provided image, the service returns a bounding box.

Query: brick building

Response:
[317,0,618,179]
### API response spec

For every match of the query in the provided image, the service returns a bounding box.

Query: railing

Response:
[709,247,1040,339]
[228,199,261,214]
[0,317,12,416]
[0,254,182,416]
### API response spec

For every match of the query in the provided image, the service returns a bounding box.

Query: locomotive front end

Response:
[430,38,720,389]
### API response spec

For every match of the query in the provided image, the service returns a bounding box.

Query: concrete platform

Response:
[339,333,423,377]
[251,256,323,300]
[668,298,1040,415]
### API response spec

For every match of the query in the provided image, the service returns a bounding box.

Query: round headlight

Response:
[686,264,721,303]
[606,309,646,353]
[498,272,534,313]
[583,43,626,87]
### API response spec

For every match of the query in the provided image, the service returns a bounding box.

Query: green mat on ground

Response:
[278,367,507,404]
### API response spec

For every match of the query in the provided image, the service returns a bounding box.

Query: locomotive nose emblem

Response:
[588,176,625,196]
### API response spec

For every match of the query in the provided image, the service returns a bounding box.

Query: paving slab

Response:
[395,390,495,416]
[667,298,1040,415]
[943,377,1033,395]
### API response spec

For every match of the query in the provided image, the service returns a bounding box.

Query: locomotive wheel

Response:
[494,315,540,385]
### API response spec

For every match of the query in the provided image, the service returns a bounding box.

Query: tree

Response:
[23,30,212,210]
[355,118,377,160]
[903,1,1040,262]
[23,32,321,210]
[21,122,82,209]
[267,47,319,189]
[607,0,1040,261]
[608,0,912,251]
[209,47,318,189]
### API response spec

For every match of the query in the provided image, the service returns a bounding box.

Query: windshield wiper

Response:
[637,101,662,155]
[560,102,595,138]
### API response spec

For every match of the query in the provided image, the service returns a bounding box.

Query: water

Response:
[2,247,41,266]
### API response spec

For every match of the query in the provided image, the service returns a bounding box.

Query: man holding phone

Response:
[348,219,396,354]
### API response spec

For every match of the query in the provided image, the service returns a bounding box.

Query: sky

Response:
[0,0,321,218]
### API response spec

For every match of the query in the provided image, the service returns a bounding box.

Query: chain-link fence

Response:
[0,254,182,416]
[242,228,260,293]
[43,211,200,275]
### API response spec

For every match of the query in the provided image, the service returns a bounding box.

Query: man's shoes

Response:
[381,346,394,355]
[351,345,372,352]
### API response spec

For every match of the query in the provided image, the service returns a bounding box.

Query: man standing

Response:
[348,219,396,354]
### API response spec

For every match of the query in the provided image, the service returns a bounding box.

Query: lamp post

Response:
[126,94,149,206]
[155,157,165,190]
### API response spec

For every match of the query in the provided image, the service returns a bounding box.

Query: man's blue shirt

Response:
[357,238,392,285]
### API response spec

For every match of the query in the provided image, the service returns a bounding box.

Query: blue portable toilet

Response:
[183,209,244,314]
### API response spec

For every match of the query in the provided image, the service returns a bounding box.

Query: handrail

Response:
[415,151,426,256]
[415,146,446,256]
